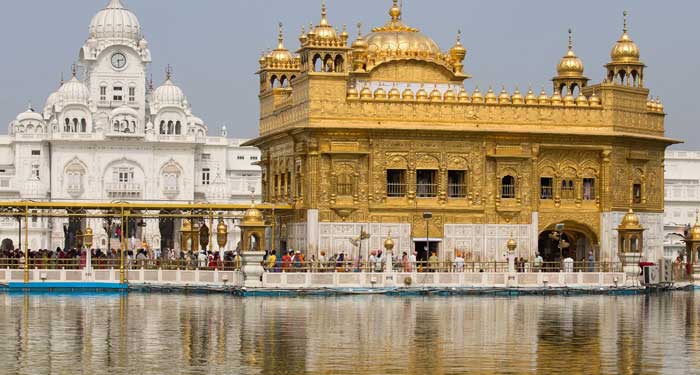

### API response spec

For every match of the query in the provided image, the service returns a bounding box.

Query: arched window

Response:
[561,179,575,200]
[72,118,79,132]
[167,121,174,135]
[313,54,322,72]
[324,54,334,72]
[160,121,165,134]
[270,75,278,89]
[334,55,344,73]
[80,118,87,132]
[131,121,136,132]
[113,121,119,132]
[501,175,515,199]
[175,121,181,135]
[64,118,71,132]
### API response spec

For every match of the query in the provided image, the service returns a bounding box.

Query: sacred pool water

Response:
[0,292,697,374]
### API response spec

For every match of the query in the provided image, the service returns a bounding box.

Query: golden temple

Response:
[247,1,677,263]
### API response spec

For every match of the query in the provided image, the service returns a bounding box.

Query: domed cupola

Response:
[606,11,646,88]
[152,69,186,108]
[310,0,338,42]
[89,0,141,42]
[58,72,91,105]
[552,29,588,95]
[16,105,44,123]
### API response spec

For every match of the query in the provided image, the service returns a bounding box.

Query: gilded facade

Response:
[247,2,677,263]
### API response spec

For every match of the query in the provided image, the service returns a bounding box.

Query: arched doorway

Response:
[538,221,599,263]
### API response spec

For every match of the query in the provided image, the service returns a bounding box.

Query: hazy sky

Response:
[0,0,696,148]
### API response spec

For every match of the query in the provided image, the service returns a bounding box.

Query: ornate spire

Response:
[71,63,77,78]
[277,22,285,49]
[320,0,328,26]
[60,72,64,86]
[390,0,401,21]
[623,10,628,34]
[568,28,573,51]
[165,64,172,81]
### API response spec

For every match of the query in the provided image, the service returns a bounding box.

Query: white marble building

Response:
[663,150,700,258]
[0,0,261,252]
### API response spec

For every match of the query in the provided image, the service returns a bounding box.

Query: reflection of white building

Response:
[0,0,261,251]
[663,150,700,258]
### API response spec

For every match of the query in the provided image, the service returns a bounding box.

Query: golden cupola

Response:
[298,1,350,74]
[351,23,369,72]
[553,29,588,95]
[361,0,468,81]
[449,30,467,74]
[267,23,295,66]
[309,1,339,44]
[257,23,300,93]
[606,11,645,88]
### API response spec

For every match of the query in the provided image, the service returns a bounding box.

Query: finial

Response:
[59,72,64,86]
[457,29,462,44]
[277,22,285,48]
[71,63,77,78]
[320,0,328,26]
[165,64,172,81]
[695,209,699,224]
[27,101,33,112]
[568,28,573,50]
[390,0,401,21]
[357,22,363,37]
[623,10,628,33]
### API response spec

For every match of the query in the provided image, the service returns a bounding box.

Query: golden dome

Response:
[450,30,467,62]
[563,93,576,106]
[557,30,585,77]
[589,91,601,107]
[429,85,442,101]
[388,85,401,101]
[619,208,642,230]
[506,235,517,252]
[384,232,395,251]
[610,13,640,63]
[656,97,664,112]
[457,87,470,102]
[268,23,294,65]
[551,89,563,105]
[347,85,359,99]
[485,86,497,104]
[360,84,373,99]
[351,23,368,50]
[310,1,338,41]
[575,94,588,107]
[402,87,415,101]
[471,87,484,103]
[374,86,387,100]
[444,87,456,102]
[365,1,442,60]
[538,88,551,105]
[242,203,265,226]
[525,88,537,105]
[498,86,511,104]
[689,220,700,241]
[416,85,429,101]
[511,88,524,105]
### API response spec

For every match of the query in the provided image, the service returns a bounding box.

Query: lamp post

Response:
[83,226,94,277]
[384,231,395,275]
[423,212,432,269]
[217,215,228,253]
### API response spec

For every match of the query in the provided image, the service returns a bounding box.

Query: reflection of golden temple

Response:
[249,2,674,263]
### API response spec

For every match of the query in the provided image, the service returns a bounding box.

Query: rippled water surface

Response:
[0,292,699,374]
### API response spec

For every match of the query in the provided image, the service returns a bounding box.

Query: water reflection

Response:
[0,293,698,374]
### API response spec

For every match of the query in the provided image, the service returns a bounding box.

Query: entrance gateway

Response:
[413,238,442,262]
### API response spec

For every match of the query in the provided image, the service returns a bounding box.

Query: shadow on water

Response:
[0,292,698,374]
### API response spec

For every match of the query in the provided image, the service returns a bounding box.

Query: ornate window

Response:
[633,183,642,204]
[386,169,406,198]
[583,178,596,200]
[416,170,437,198]
[64,159,87,197]
[501,175,515,199]
[540,177,554,200]
[448,170,467,198]
[561,179,575,200]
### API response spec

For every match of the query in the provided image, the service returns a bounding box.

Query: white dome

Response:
[190,116,204,126]
[153,79,185,107]
[111,105,138,118]
[89,0,141,42]
[58,77,90,104]
[45,91,62,110]
[16,108,44,122]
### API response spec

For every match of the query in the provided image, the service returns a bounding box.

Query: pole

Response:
[425,219,429,269]
[120,208,125,284]
[23,205,29,283]
[209,208,214,253]
[271,205,275,252]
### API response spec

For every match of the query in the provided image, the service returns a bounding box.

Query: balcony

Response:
[106,182,142,199]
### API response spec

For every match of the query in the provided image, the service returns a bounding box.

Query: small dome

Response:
[511,88,524,105]
[589,92,601,107]
[450,31,467,62]
[352,31,368,50]
[689,221,700,241]
[498,87,511,104]
[429,86,442,101]
[457,88,470,103]
[388,85,401,101]
[551,90,563,105]
[16,107,44,122]
[347,86,359,99]
[373,86,387,100]
[268,24,294,65]
[153,78,185,107]
[242,204,265,226]
[471,87,484,103]
[443,87,456,102]
[59,76,90,104]
[619,208,642,230]
[557,31,585,77]
[525,88,537,105]
[111,105,138,118]
[416,85,429,101]
[563,93,576,106]
[310,3,338,41]
[575,94,588,107]
[89,0,141,42]
[359,85,373,99]
[402,87,415,101]
[485,87,497,104]
[45,91,62,110]
[611,31,640,63]
[538,88,551,105]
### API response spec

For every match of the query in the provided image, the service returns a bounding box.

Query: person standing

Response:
[267,250,277,271]
[428,252,439,272]
[454,252,465,272]
[587,251,595,272]
[534,252,543,272]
